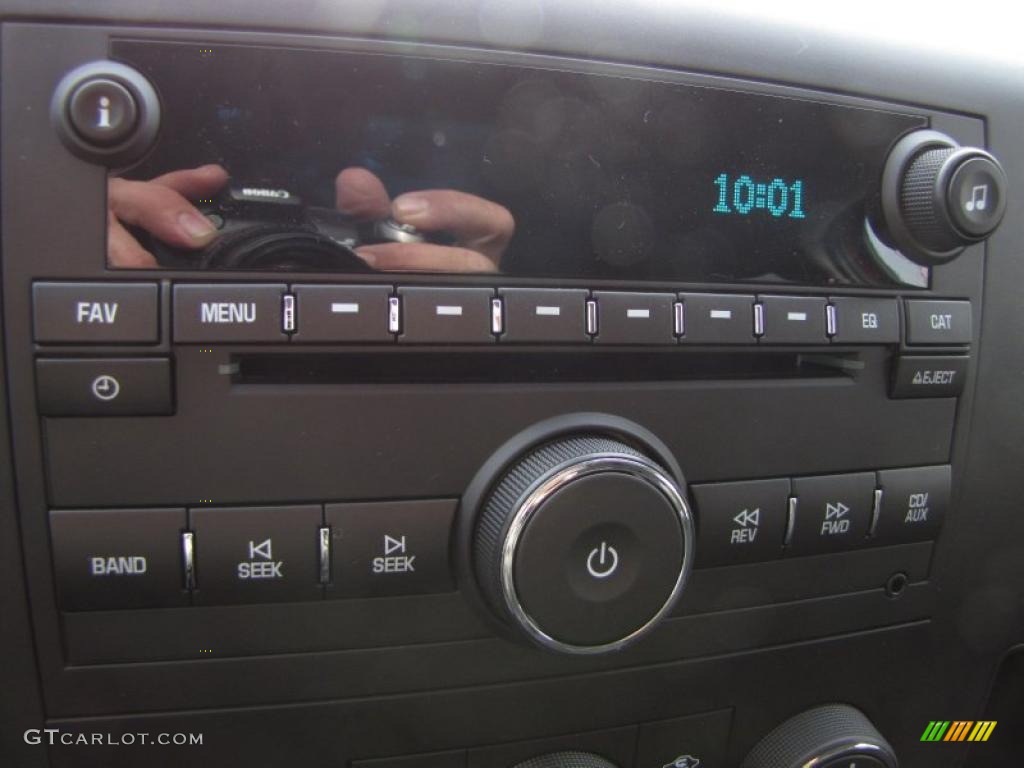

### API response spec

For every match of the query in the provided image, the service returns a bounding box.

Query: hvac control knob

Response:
[881,129,1007,265]
[471,434,694,654]
[512,753,618,768]
[742,704,898,768]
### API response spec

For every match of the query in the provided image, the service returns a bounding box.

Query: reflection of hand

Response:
[335,167,513,273]
[108,164,229,267]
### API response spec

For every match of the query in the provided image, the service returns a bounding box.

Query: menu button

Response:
[173,284,286,342]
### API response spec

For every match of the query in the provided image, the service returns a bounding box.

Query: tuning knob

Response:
[880,129,1007,266]
[471,434,694,654]
[741,704,897,768]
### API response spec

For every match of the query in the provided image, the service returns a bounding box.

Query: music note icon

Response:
[965,184,988,213]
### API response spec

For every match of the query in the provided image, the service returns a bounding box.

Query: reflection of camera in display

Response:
[148,186,428,271]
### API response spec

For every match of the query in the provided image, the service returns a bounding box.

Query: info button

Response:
[173,283,286,343]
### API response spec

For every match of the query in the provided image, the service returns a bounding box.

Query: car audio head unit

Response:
[0,25,998,739]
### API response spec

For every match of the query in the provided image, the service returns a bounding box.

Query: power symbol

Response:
[586,541,619,579]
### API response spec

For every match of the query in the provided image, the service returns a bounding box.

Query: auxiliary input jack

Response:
[885,571,908,599]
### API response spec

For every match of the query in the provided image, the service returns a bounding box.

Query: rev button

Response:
[173,283,286,342]
[33,282,158,343]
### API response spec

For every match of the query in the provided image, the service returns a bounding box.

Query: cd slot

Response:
[232,350,858,385]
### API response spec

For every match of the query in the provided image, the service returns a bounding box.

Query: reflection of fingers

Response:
[356,244,499,273]
[109,178,219,250]
[150,164,229,198]
[108,213,157,268]
[335,167,391,219]
[391,190,514,260]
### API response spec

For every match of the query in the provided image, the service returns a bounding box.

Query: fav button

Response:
[692,478,790,566]
[875,465,950,543]
[49,508,187,610]
[173,283,287,342]
[33,282,158,343]
[324,499,456,598]
[190,505,323,604]
[789,473,875,555]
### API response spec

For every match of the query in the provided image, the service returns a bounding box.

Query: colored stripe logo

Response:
[921,720,996,742]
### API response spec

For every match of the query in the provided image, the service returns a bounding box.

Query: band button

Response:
[49,508,187,610]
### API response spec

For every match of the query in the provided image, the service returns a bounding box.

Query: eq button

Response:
[828,297,900,344]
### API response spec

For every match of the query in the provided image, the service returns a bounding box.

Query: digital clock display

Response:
[713,174,807,219]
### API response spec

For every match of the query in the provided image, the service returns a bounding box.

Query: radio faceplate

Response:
[1,21,987,727]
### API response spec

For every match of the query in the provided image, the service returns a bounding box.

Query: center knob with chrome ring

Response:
[471,433,694,654]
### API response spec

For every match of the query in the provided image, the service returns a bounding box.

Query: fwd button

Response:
[789,473,875,555]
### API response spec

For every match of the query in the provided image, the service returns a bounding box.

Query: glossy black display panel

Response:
[109,40,928,286]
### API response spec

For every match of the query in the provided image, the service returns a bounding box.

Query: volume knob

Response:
[471,434,694,654]
[881,129,1007,265]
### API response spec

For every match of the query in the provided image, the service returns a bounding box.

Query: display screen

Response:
[108,41,929,287]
